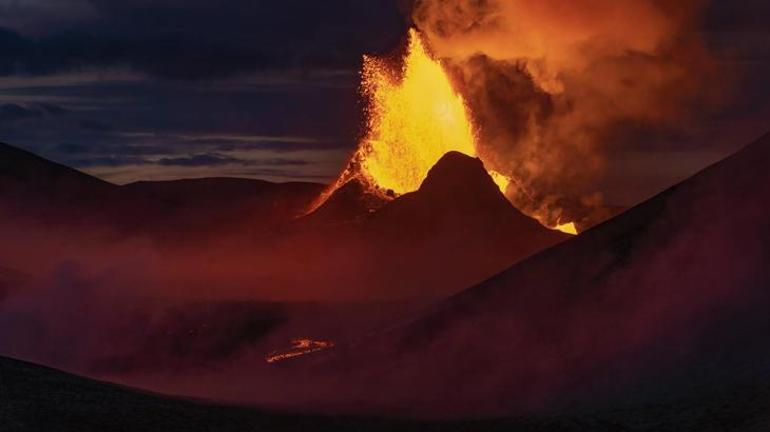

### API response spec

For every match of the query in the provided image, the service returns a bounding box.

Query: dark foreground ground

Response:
[2,356,769,432]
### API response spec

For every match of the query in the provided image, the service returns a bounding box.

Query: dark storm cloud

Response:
[78,120,114,132]
[253,158,309,167]
[0,0,410,79]
[55,142,91,154]
[59,152,309,169]
[71,155,149,168]
[40,103,67,115]
[56,142,173,158]
[212,139,348,153]
[158,153,307,167]
[158,153,255,167]
[0,103,41,123]
[0,101,69,123]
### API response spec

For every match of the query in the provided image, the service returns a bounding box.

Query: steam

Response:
[412,0,719,226]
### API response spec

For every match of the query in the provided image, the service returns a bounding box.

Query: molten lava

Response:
[265,339,334,364]
[488,170,514,196]
[307,28,578,235]
[554,221,578,235]
[357,28,477,194]
[306,29,479,212]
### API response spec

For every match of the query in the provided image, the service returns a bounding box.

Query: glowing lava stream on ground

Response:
[265,339,334,364]
[307,29,577,236]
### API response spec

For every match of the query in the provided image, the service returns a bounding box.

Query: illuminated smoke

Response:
[412,0,719,227]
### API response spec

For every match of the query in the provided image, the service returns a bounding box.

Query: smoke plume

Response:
[412,0,720,227]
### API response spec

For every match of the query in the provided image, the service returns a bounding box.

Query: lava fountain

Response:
[307,29,479,211]
[357,28,477,194]
[307,29,576,235]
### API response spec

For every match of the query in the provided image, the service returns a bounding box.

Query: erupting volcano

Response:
[307,29,576,235]
[3,0,770,430]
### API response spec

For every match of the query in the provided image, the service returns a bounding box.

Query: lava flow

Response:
[553,221,578,236]
[307,29,577,235]
[265,339,334,364]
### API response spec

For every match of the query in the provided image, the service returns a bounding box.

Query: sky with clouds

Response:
[0,0,768,204]
[0,0,409,184]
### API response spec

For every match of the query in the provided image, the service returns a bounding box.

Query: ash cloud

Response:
[158,153,257,167]
[413,0,724,226]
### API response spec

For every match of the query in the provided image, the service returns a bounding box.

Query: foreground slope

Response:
[2,355,768,432]
[289,132,770,416]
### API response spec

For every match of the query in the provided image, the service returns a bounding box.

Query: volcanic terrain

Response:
[1,130,770,429]
[256,132,770,419]
[0,141,567,401]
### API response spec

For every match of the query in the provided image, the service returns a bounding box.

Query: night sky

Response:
[0,0,768,205]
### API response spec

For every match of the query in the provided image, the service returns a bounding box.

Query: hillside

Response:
[1,355,768,431]
[278,132,770,417]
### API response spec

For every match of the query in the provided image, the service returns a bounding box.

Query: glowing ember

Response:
[265,338,334,364]
[488,170,512,196]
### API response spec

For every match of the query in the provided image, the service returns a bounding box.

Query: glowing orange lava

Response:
[553,221,578,235]
[265,339,334,364]
[305,29,480,213]
[306,29,578,235]
[356,28,477,194]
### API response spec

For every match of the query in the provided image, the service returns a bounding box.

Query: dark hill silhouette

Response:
[0,142,565,303]
[0,143,114,199]
[124,178,322,214]
[0,142,323,237]
[0,142,117,222]
[122,178,323,239]
[246,152,569,300]
[286,152,568,299]
[346,152,568,298]
[300,177,388,224]
[367,152,562,240]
